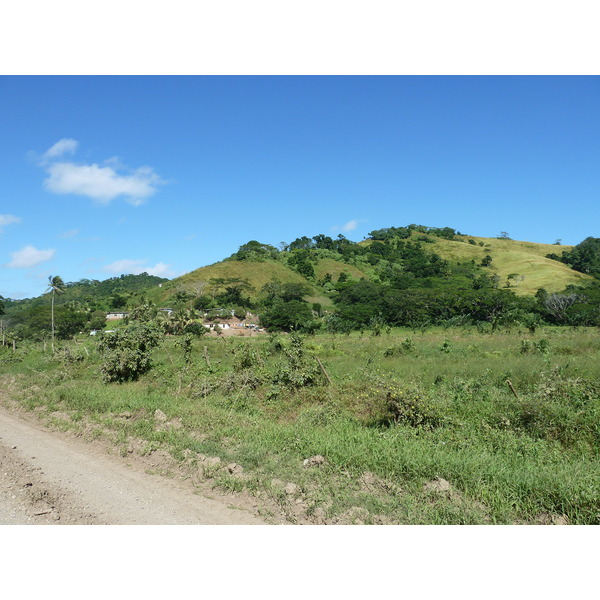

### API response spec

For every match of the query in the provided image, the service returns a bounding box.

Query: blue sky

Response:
[1,75,599,299]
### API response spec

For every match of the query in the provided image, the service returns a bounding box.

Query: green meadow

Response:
[1,325,598,525]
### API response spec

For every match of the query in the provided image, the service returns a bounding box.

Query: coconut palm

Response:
[46,275,64,352]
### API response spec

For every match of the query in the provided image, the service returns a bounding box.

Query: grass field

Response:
[1,325,598,524]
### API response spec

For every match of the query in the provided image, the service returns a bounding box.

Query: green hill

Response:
[158,231,594,306]
[422,235,593,294]
[4,226,596,320]
[157,259,332,306]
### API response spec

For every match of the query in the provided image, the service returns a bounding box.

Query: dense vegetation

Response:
[1,273,167,344]
[547,237,600,277]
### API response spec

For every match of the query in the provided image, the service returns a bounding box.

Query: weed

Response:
[174,333,194,366]
[383,337,415,356]
[439,338,452,353]
[3,325,599,524]
[382,387,443,430]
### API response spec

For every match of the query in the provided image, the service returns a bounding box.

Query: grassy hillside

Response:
[426,235,593,295]
[158,259,331,306]
[158,233,593,307]
[313,257,371,282]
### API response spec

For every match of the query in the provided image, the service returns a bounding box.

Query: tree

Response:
[261,281,310,305]
[127,302,158,323]
[544,293,580,321]
[259,300,316,332]
[163,308,197,335]
[193,295,213,311]
[550,237,600,277]
[88,310,107,332]
[233,240,278,261]
[46,275,64,352]
[209,277,254,306]
[288,236,314,251]
[287,250,315,279]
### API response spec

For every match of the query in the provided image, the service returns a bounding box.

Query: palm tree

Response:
[46,275,64,352]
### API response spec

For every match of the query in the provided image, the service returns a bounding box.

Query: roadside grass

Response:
[1,325,598,524]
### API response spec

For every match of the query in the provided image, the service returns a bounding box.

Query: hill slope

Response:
[424,235,593,294]
[158,259,330,305]
[159,233,594,305]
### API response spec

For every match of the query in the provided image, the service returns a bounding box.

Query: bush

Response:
[382,387,443,430]
[232,343,264,370]
[98,323,161,383]
[383,337,415,356]
[271,333,322,389]
[184,322,208,337]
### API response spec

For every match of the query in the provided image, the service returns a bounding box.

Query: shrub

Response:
[271,332,322,389]
[97,323,161,383]
[383,337,415,356]
[184,322,208,337]
[232,342,264,370]
[382,387,443,430]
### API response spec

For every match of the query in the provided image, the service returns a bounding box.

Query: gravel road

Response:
[0,407,265,525]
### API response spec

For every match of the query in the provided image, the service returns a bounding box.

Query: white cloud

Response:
[59,229,79,239]
[0,214,21,232]
[43,138,79,160]
[39,139,164,206]
[44,162,163,206]
[102,259,146,274]
[145,262,174,277]
[6,245,55,268]
[331,218,365,233]
[341,219,360,232]
[102,259,174,277]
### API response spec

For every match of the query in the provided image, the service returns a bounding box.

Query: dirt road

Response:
[0,407,265,525]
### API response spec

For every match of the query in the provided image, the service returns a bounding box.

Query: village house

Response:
[106,311,129,321]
